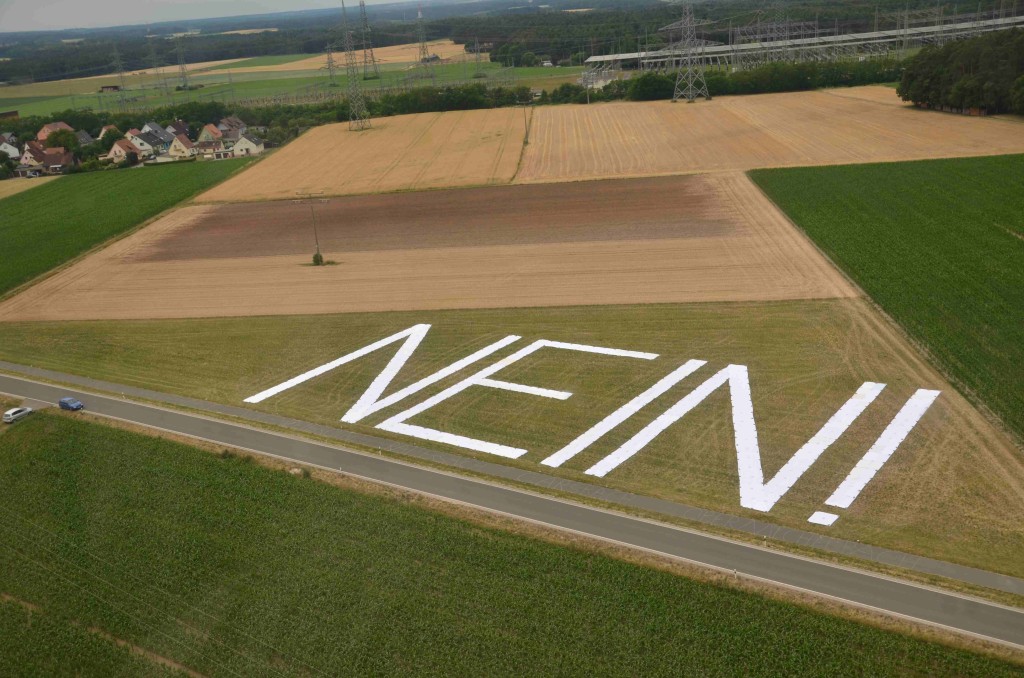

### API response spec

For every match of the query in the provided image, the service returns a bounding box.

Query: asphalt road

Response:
[2,373,1023,649]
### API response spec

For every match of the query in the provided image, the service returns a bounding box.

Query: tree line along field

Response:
[750,153,1024,442]
[0,301,1020,578]
[0,412,1019,676]
[0,159,251,297]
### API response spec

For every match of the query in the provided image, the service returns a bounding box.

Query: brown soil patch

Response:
[0,173,854,321]
[515,87,1024,183]
[0,176,57,200]
[197,108,525,203]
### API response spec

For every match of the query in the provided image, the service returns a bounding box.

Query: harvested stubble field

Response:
[1,173,854,321]
[216,39,472,74]
[197,107,526,202]
[0,300,1021,576]
[1,414,1017,676]
[0,176,57,201]
[515,87,1024,183]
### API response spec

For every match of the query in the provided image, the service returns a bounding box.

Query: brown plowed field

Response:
[0,173,855,321]
[515,86,1024,183]
[197,108,525,202]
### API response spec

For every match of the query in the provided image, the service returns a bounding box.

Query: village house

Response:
[19,140,47,166]
[197,123,224,146]
[125,129,164,157]
[165,119,189,137]
[168,133,197,159]
[98,125,120,140]
[216,115,247,145]
[36,121,74,142]
[0,137,18,160]
[75,129,95,146]
[141,121,177,147]
[231,132,264,157]
[196,139,232,160]
[105,138,142,163]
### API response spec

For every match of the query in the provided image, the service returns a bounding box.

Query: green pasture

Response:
[0,412,1017,676]
[0,158,251,296]
[750,153,1024,441]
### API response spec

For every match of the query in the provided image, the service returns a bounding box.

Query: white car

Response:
[2,407,33,424]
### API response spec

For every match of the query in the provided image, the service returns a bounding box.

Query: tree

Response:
[45,128,79,152]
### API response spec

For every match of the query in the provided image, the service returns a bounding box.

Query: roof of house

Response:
[238,132,264,146]
[201,123,223,139]
[126,128,142,136]
[173,133,195,149]
[166,120,189,135]
[195,139,224,150]
[0,132,15,143]
[41,149,74,169]
[98,124,120,139]
[36,121,73,140]
[75,130,95,145]
[219,115,246,130]
[143,122,176,144]
[22,141,47,164]
[130,131,164,148]
[110,139,142,156]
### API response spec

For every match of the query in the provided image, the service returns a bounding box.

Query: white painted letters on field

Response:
[376,340,658,459]
[585,365,887,513]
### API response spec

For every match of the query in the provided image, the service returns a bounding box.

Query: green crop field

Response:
[750,154,1024,441]
[0,158,251,297]
[0,413,1017,676]
[1,300,1021,576]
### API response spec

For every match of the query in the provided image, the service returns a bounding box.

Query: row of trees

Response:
[537,58,904,104]
[898,29,1024,114]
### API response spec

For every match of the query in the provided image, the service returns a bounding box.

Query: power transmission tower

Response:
[473,37,485,77]
[147,38,169,94]
[323,43,339,86]
[111,45,129,112]
[176,37,191,93]
[673,5,711,103]
[416,5,436,83]
[341,0,372,130]
[359,1,381,80]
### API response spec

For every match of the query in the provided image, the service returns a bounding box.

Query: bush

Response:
[628,72,675,100]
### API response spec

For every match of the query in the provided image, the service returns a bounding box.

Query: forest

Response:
[898,28,1024,114]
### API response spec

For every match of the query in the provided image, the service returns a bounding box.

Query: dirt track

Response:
[0,173,855,321]
[197,108,525,203]
[515,87,1024,183]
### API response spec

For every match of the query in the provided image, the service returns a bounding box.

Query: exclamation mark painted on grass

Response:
[807,389,941,527]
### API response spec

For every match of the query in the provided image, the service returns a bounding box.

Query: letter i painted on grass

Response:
[584,365,887,513]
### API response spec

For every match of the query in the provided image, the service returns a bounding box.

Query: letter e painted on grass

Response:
[377,340,658,459]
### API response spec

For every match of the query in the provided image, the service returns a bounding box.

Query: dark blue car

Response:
[58,397,84,411]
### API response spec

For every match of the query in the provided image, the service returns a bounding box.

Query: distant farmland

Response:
[0,159,250,297]
[0,413,1018,676]
[751,154,1024,441]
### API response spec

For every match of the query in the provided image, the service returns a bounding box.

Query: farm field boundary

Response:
[0,158,252,299]
[750,154,1024,441]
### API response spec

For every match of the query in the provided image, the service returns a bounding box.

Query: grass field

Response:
[0,301,1019,576]
[750,154,1024,441]
[0,412,1017,676]
[0,159,251,297]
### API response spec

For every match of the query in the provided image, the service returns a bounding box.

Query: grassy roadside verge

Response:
[0,411,1019,676]
[750,154,1024,442]
[0,158,252,298]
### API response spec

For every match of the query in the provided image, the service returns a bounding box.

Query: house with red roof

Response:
[36,121,74,142]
